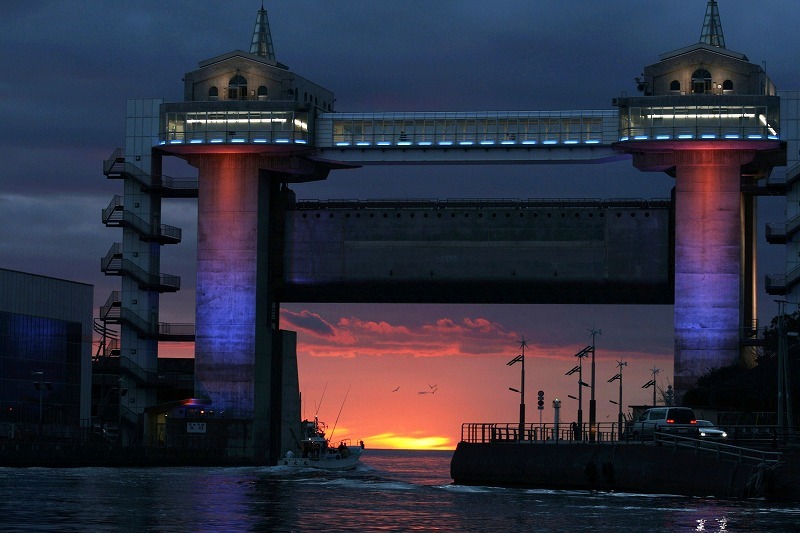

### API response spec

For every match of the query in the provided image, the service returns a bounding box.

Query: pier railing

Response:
[461,422,624,444]
[653,432,782,465]
[461,422,787,465]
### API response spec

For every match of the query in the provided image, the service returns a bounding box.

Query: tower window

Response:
[208,86,219,101]
[257,85,268,101]
[670,80,681,92]
[228,75,248,100]
[691,69,712,94]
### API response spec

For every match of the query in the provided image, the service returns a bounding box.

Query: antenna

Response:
[314,382,327,418]
[329,384,351,442]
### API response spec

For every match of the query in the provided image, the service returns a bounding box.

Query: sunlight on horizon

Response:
[365,432,454,451]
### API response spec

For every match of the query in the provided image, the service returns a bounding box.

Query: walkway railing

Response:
[461,422,624,444]
[317,110,618,147]
[653,432,782,465]
[461,422,786,466]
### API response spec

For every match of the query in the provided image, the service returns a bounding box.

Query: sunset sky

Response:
[2,1,799,449]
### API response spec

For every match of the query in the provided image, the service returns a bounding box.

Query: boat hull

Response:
[281,447,362,470]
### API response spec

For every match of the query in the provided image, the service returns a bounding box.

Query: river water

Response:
[1,449,799,531]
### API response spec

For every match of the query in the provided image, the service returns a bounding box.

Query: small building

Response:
[0,268,93,440]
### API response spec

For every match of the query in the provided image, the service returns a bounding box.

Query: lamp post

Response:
[607,359,627,439]
[588,329,601,443]
[32,371,52,438]
[507,337,527,441]
[566,346,591,441]
[642,366,659,406]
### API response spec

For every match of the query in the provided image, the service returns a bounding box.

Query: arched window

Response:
[670,80,681,92]
[722,79,733,93]
[228,75,248,100]
[208,86,219,101]
[257,85,268,101]
[691,69,712,94]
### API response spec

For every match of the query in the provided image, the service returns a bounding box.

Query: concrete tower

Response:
[614,1,785,395]
[100,3,365,462]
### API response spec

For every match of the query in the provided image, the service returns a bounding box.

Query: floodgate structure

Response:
[100,1,799,464]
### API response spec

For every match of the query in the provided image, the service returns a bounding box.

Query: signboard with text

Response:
[187,422,207,434]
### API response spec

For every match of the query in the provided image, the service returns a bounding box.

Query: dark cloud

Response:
[0,0,794,333]
[283,309,340,338]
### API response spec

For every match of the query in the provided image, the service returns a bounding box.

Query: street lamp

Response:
[507,337,527,441]
[588,328,601,443]
[607,359,627,439]
[566,345,592,441]
[776,300,797,437]
[32,371,53,437]
[642,366,659,406]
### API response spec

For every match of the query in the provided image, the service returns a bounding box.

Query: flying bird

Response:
[392,386,400,392]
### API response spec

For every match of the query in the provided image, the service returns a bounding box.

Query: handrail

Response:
[120,356,159,387]
[102,200,182,243]
[158,322,195,337]
[103,150,198,194]
[787,162,800,185]
[100,243,122,273]
[101,256,180,292]
[294,198,672,211]
[460,422,785,466]
[99,290,121,320]
[653,431,782,465]
[460,422,623,443]
[102,195,123,223]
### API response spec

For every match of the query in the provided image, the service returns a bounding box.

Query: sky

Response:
[1,1,799,449]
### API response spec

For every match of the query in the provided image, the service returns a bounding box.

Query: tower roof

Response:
[700,0,725,48]
[249,3,276,60]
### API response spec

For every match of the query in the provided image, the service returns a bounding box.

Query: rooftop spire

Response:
[700,0,726,48]
[249,3,276,60]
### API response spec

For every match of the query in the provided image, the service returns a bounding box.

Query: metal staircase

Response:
[100,149,196,343]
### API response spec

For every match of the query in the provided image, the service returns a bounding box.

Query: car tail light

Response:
[666,419,674,424]
[690,420,697,424]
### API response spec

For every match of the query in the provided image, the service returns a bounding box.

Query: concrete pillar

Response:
[190,153,277,458]
[672,149,754,392]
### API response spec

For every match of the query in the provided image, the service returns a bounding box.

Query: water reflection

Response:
[1,452,799,531]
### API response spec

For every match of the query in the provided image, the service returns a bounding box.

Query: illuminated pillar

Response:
[672,149,752,392]
[626,145,763,395]
[190,153,277,457]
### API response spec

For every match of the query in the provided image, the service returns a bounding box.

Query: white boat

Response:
[281,417,363,470]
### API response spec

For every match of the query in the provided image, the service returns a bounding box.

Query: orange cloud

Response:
[283,307,526,359]
[282,309,356,345]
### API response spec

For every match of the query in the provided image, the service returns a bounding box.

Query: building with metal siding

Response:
[0,269,92,438]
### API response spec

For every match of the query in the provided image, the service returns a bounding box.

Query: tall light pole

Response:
[588,328,601,443]
[507,337,527,441]
[567,345,591,441]
[642,366,660,406]
[32,371,52,437]
[607,359,627,439]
